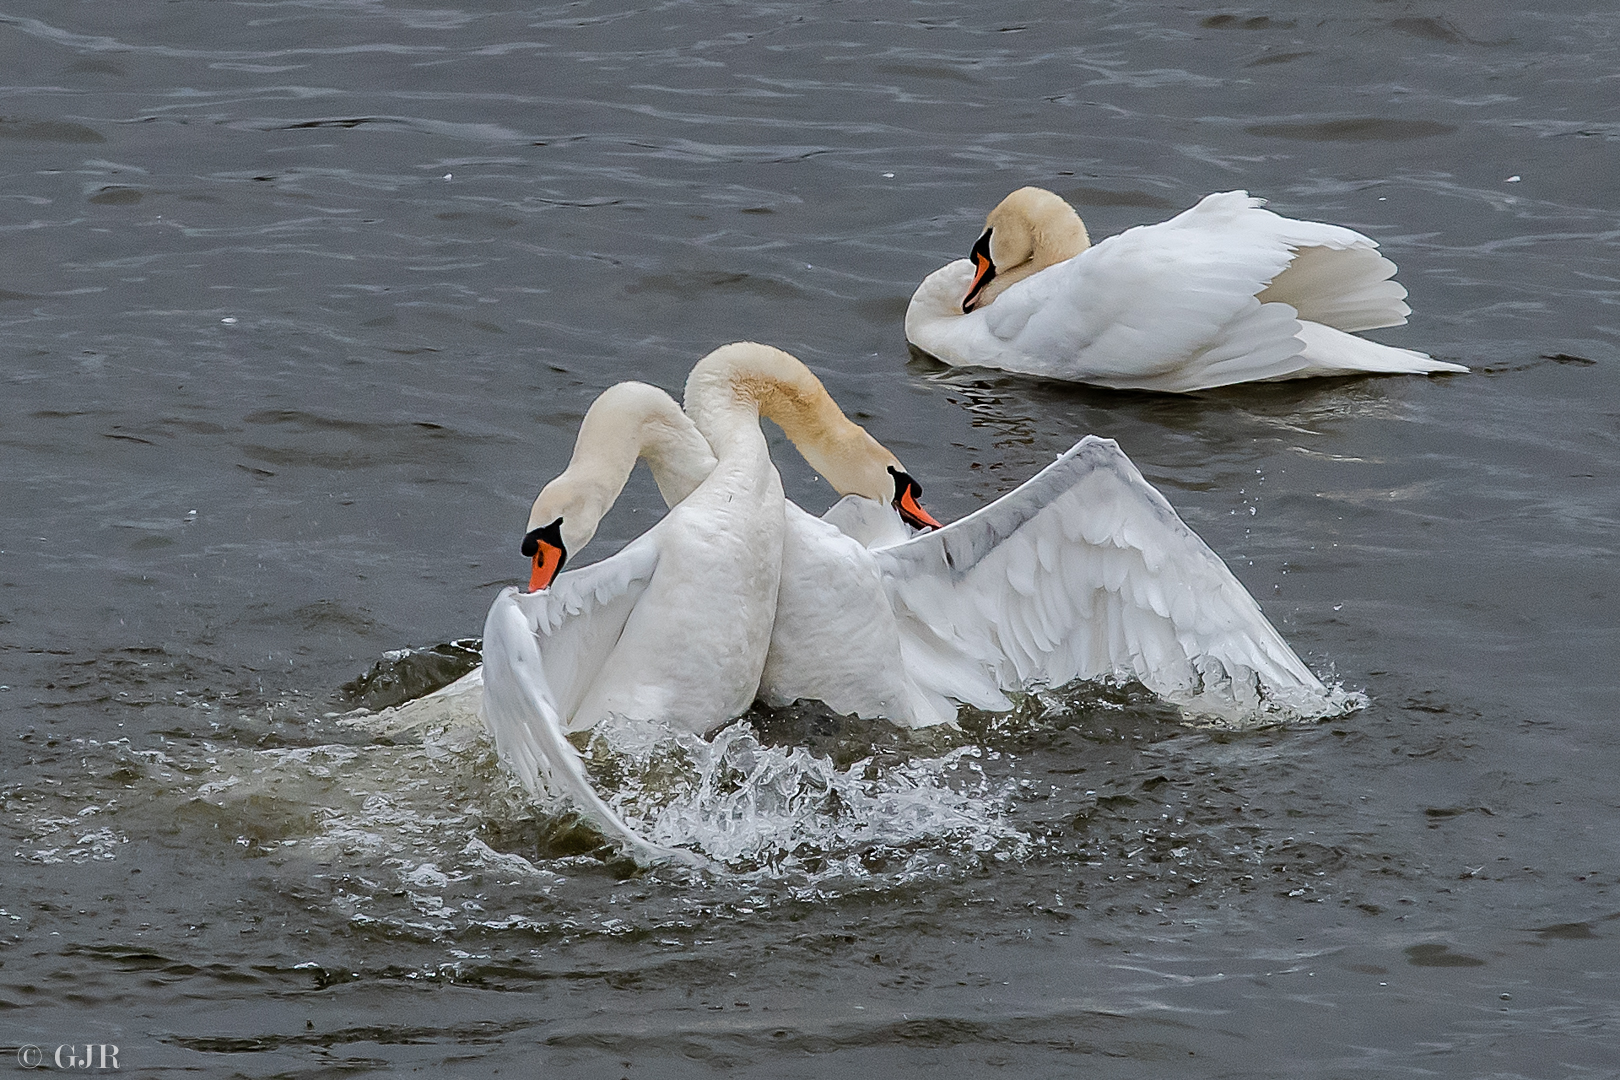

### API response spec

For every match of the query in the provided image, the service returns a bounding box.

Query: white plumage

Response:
[905,188,1468,391]
[432,346,1364,860]
[474,344,943,856]
[863,437,1358,722]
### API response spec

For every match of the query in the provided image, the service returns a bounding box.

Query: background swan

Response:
[906,187,1469,391]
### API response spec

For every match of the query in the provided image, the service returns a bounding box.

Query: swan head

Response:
[888,465,942,531]
[799,424,940,531]
[518,381,717,592]
[522,472,607,592]
[962,186,1090,312]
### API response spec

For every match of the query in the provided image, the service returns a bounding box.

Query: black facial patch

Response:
[969,227,994,269]
[521,516,565,559]
[963,227,997,312]
[887,465,923,503]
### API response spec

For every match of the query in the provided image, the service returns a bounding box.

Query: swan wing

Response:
[871,436,1352,721]
[1089,190,1412,333]
[480,540,700,863]
[758,505,958,727]
[977,192,1314,389]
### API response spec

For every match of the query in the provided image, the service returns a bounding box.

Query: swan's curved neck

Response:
[684,342,783,456]
[684,342,900,500]
[530,382,715,544]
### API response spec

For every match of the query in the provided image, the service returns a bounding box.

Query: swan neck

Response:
[684,342,791,457]
[637,413,716,506]
[684,341,896,499]
[585,382,712,500]
[532,382,715,542]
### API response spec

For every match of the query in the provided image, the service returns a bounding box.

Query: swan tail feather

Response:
[1291,320,1467,377]
[1258,244,1412,332]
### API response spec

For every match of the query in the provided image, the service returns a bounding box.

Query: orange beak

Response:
[889,467,943,531]
[527,541,565,592]
[521,517,568,593]
[962,228,996,313]
[897,485,942,531]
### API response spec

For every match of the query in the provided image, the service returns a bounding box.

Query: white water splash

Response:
[577,718,1029,872]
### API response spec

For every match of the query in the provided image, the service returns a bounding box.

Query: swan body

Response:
[469,346,1360,859]
[543,364,786,735]
[480,347,790,860]
[479,344,942,856]
[905,187,1468,392]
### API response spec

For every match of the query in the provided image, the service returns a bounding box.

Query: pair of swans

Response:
[440,342,1356,861]
[906,187,1468,391]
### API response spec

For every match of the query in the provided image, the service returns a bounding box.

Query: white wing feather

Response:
[872,436,1356,721]
[479,540,704,864]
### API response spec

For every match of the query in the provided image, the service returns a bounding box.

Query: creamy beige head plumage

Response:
[964,186,1091,311]
[527,381,715,559]
[684,341,929,514]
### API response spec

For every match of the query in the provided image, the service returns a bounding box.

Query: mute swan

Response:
[905,187,1468,391]
[461,346,1358,860]
[478,342,943,859]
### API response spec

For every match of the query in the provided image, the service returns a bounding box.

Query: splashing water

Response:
[10,642,1367,954]
[141,689,1031,921]
[579,717,1029,874]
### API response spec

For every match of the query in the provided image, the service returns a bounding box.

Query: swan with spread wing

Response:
[431,344,1357,859]
[906,186,1468,391]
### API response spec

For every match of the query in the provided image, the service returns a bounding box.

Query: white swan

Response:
[478,343,943,860]
[457,345,1358,860]
[905,187,1468,392]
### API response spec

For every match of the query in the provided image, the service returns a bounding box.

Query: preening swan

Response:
[457,344,1359,859]
[906,187,1468,391]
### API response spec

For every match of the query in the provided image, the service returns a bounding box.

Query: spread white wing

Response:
[479,537,703,864]
[872,436,1357,722]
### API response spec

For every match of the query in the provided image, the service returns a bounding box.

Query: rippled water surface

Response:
[3,1,1618,1075]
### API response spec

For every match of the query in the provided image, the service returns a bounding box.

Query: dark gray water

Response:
[3,1,1618,1075]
